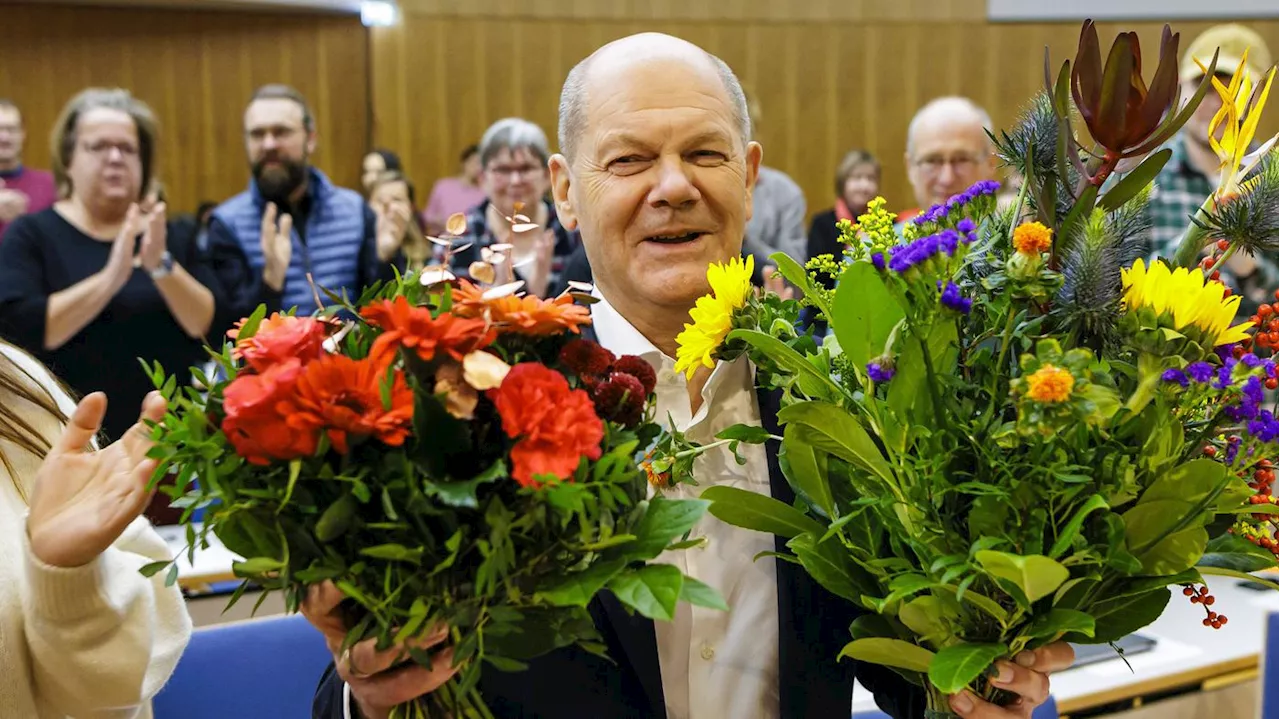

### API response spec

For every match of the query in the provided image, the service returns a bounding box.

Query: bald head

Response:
[906,96,992,157]
[558,33,750,163]
[905,96,997,209]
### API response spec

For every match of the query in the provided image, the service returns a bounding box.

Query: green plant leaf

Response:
[787,532,880,603]
[1059,184,1099,250]
[1098,149,1171,210]
[359,543,425,563]
[314,494,358,543]
[725,329,843,400]
[1139,459,1229,506]
[422,460,507,509]
[535,559,628,607]
[1136,526,1207,575]
[974,551,1069,604]
[1026,608,1095,642]
[768,251,834,321]
[702,485,824,539]
[623,498,710,559]
[780,424,834,518]
[1049,494,1109,559]
[1197,566,1279,590]
[1070,588,1171,644]
[679,576,729,611]
[608,564,684,621]
[232,556,285,576]
[139,560,172,578]
[887,320,959,425]
[1199,533,1280,572]
[715,423,772,444]
[832,261,905,370]
[233,304,268,343]
[928,642,1009,694]
[898,595,959,646]
[775,402,893,484]
[838,638,935,673]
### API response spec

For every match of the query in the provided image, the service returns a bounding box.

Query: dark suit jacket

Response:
[313,325,924,719]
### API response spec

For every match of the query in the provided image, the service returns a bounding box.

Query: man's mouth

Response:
[645,232,706,244]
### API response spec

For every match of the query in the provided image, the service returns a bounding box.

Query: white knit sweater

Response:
[0,342,192,718]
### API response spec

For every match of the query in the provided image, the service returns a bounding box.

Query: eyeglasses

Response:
[913,154,983,175]
[80,140,140,160]
[486,164,543,181]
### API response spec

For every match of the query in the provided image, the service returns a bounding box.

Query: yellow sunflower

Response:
[674,255,755,378]
[1120,258,1254,346]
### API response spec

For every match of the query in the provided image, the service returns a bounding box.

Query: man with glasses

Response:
[206,84,406,329]
[0,99,57,240]
[899,96,999,223]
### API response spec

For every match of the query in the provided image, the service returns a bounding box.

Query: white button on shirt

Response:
[591,294,781,719]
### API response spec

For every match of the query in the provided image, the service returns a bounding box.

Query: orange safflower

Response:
[362,295,496,364]
[452,280,591,336]
[1012,222,1054,256]
[1025,364,1075,404]
[282,353,415,454]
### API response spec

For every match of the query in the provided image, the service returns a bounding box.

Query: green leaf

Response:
[1122,499,1207,560]
[838,638,934,673]
[359,543,425,563]
[608,564,684,622]
[1026,608,1095,642]
[974,551,1069,604]
[314,493,358,542]
[1050,494,1109,559]
[887,320,959,425]
[232,556,285,576]
[1098,149,1171,210]
[535,559,628,607]
[787,532,880,603]
[702,485,824,539]
[928,642,1008,694]
[1072,588,1171,644]
[715,424,771,444]
[623,498,710,559]
[1140,460,1229,506]
[832,261,905,370]
[422,460,506,509]
[233,304,268,343]
[485,656,529,672]
[1136,526,1207,575]
[725,329,843,400]
[139,560,172,578]
[769,251,834,321]
[775,402,893,485]
[679,576,728,611]
[780,424,834,518]
[898,595,959,646]
[1059,184,1099,250]
[277,458,303,513]
[1199,533,1280,572]
[1197,566,1279,590]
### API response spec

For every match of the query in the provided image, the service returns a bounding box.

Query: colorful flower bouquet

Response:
[139,218,723,719]
[658,21,1279,718]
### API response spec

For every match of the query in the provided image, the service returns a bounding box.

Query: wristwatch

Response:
[150,251,174,280]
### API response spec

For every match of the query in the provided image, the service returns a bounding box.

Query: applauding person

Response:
[0,88,220,444]
[0,341,191,717]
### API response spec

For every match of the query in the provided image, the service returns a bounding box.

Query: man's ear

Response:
[549,153,578,231]
[306,130,318,156]
[743,141,763,223]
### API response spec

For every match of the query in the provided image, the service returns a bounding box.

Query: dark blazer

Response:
[313,324,923,719]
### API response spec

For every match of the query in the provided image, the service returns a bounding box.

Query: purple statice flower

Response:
[867,363,895,383]
[1265,359,1277,379]
[888,231,964,274]
[871,253,886,271]
[1216,344,1239,361]
[939,281,972,314]
[1225,440,1240,466]
[956,217,977,242]
[1214,357,1238,389]
[1244,375,1266,405]
[1248,410,1278,443]
[1240,353,1264,369]
[1187,361,1214,383]
[1225,401,1261,423]
[1161,368,1189,388]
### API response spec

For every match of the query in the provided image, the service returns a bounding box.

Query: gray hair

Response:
[906,96,993,157]
[557,46,751,162]
[50,87,158,200]
[479,118,551,169]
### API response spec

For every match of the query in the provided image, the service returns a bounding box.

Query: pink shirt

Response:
[0,167,57,241]
[423,177,486,232]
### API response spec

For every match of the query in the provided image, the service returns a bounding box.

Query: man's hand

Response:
[300,581,458,719]
[260,202,294,291]
[949,642,1075,718]
[0,180,28,223]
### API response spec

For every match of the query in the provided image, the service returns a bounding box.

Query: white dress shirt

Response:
[591,294,781,719]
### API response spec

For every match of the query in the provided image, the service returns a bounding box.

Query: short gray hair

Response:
[479,118,550,168]
[906,96,993,157]
[558,48,751,163]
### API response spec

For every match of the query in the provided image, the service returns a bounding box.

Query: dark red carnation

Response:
[488,363,604,487]
[610,355,656,396]
[220,358,319,465]
[592,372,646,427]
[559,339,616,379]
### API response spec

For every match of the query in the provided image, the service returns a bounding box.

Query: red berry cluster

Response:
[1240,291,1280,361]
[1250,459,1275,494]
[1182,584,1228,629]
[559,339,656,428]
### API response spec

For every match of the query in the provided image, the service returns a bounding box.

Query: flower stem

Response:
[1172,195,1216,268]
[985,311,1018,417]
[1208,243,1238,276]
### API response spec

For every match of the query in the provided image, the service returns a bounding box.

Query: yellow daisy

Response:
[1120,258,1254,346]
[673,256,755,378]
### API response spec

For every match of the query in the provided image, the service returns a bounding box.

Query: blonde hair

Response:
[0,342,71,501]
[49,88,158,200]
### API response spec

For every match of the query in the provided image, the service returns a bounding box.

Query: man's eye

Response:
[691,151,726,162]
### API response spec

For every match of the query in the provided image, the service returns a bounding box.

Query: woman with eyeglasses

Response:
[447,118,580,297]
[0,88,222,449]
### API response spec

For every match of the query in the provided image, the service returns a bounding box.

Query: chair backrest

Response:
[1264,611,1278,719]
[152,613,332,719]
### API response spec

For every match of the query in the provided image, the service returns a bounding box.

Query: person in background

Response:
[0,88,219,446]
[368,170,431,272]
[0,341,191,718]
[423,144,486,235]
[741,90,807,266]
[360,148,403,195]
[1144,23,1277,317]
[448,118,579,298]
[207,85,406,328]
[805,149,880,332]
[0,100,57,240]
[901,96,999,223]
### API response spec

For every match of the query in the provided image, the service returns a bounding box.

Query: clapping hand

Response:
[762,264,795,301]
[27,391,167,569]
[137,201,168,273]
[375,202,412,262]
[260,202,294,291]
[300,581,458,719]
[101,203,143,294]
[949,642,1075,718]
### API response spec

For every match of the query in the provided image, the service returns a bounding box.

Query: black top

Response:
[0,208,220,442]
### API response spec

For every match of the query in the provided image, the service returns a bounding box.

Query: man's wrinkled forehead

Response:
[581,58,738,146]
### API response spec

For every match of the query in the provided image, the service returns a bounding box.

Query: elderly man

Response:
[306,34,1071,719]
[900,96,1000,222]
[0,99,57,240]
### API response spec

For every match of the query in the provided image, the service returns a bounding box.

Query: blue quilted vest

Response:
[212,168,366,317]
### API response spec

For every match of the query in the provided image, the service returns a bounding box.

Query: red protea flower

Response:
[592,372,646,428]
[559,339,616,379]
[610,355,656,396]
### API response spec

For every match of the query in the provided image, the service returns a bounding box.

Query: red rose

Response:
[610,355,656,396]
[488,363,604,487]
[221,358,319,465]
[229,314,329,372]
[362,296,496,365]
[559,339,616,379]
[592,372,645,427]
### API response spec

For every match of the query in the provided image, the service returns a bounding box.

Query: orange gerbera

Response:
[452,280,592,336]
[282,353,415,454]
[362,295,496,364]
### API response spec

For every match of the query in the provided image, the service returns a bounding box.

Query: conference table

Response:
[165,528,1275,717]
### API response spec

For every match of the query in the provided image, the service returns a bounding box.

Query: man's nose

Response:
[648,157,700,209]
